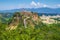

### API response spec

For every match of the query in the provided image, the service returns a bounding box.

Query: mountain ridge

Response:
[0,7,60,13]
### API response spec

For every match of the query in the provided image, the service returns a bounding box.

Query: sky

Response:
[0,0,60,10]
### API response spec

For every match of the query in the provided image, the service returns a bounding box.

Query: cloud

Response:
[51,4,60,8]
[43,4,48,7]
[18,1,60,8]
[57,4,60,7]
[30,1,60,8]
[30,1,48,8]
[30,1,37,7]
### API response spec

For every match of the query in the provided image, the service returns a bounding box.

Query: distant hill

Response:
[24,8,60,13]
[0,7,60,13]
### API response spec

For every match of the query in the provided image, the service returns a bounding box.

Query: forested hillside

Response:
[0,12,60,40]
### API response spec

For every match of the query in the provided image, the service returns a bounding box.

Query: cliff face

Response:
[6,11,40,30]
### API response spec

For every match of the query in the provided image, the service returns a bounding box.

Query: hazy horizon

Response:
[0,0,60,10]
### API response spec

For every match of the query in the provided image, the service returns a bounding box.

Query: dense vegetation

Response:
[0,12,60,40]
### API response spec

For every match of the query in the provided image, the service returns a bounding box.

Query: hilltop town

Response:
[4,11,60,30]
[0,11,60,40]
